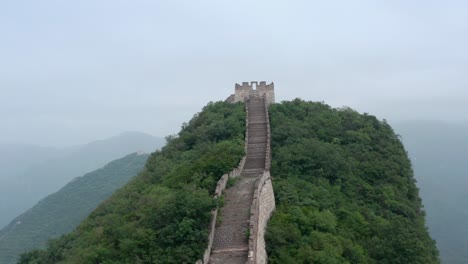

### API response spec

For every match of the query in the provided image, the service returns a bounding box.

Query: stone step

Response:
[209,248,249,264]
[244,164,266,170]
[247,151,266,155]
[248,130,266,134]
[244,164,265,170]
[248,133,266,137]
[248,127,266,131]
[249,134,266,137]
[248,131,266,136]
[248,138,267,143]
[247,151,266,156]
[248,145,266,149]
[249,140,267,144]
[247,143,267,148]
[245,156,266,162]
[245,155,266,161]
[242,173,263,178]
[209,96,269,264]
[248,132,267,136]
[242,168,263,174]
[248,137,267,140]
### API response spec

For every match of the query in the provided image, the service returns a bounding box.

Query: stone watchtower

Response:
[227,81,275,105]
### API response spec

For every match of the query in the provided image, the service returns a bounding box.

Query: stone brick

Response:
[198,86,276,264]
[228,81,275,105]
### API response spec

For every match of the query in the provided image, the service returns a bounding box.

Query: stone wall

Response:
[225,94,235,103]
[196,101,250,264]
[234,82,253,103]
[247,95,276,264]
[196,157,246,264]
[230,81,275,105]
[198,91,276,264]
[255,174,275,264]
[256,81,275,106]
[247,171,275,264]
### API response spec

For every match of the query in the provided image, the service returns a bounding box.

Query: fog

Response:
[1,0,467,147]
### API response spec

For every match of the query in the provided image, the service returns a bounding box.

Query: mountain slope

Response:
[18,101,246,264]
[0,132,164,228]
[393,121,468,264]
[265,100,439,263]
[0,152,149,264]
[18,100,438,263]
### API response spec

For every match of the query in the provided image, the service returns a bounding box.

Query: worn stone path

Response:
[209,96,268,264]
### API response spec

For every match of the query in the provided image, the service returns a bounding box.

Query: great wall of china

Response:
[197,82,276,264]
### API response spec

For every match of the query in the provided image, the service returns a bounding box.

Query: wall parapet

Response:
[196,101,249,264]
[229,81,275,105]
[247,94,275,264]
[263,95,271,171]
[199,91,275,264]
[197,157,246,264]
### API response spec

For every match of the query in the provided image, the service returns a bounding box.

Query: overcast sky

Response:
[1,0,467,147]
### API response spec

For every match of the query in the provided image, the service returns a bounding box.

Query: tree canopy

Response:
[18,101,245,264]
[265,99,439,263]
[19,99,439,264]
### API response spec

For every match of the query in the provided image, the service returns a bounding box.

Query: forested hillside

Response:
[18,102,245,264]
[265,99,439,263]
[0,132,164,228]
[0,153,149,264]
[18,99,439,264]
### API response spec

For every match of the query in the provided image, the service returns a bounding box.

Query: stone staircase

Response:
[209,96,268,264]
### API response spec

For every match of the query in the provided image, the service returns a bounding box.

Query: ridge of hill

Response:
[0,132,164,228]
[18,102,246,263]
[18,100,438,263]
[265,99,438,263]
[0,152,149,264]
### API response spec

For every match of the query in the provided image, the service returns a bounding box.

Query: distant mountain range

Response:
[393,121,468,264]
[0,131,164,228]
[0,152,150,264]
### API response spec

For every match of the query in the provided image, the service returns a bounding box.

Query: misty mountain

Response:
[393,121,468,264]
[0,144,64,182]
[0,131,164,228]
[0,152,149,264]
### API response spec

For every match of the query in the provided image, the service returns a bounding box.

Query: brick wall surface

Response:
[198,88,276,264]
[247,95,275,264]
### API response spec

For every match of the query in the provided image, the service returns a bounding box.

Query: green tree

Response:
[266,99,439,264]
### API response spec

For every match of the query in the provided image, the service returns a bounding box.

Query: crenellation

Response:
[234,82,252,103]
[230,81,275,105]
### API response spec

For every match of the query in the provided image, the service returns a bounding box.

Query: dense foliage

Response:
[18,101,245,264]
[0,153,148,264]
[265,99,439,263]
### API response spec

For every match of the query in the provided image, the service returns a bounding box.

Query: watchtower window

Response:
[251,81,258,90]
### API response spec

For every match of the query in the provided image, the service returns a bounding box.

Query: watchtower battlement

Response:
[229,81,275,105]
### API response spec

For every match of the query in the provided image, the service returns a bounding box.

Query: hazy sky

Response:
[1,0,467,147]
